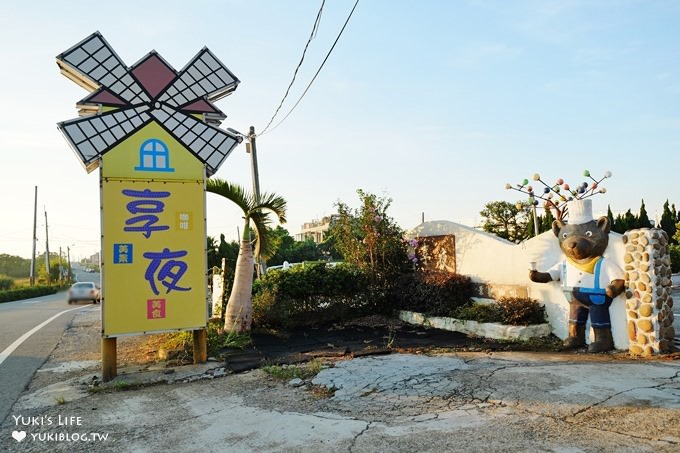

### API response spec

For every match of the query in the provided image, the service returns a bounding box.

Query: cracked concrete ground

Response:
[2,309,680,452]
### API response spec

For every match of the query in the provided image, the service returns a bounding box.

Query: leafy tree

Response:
[207,236,219,270]
[0,254,31,278]
[260,226,326,266]
[660,200,676,243]
[480,201,529,243]
[326,189,408,285]
[36,255,61,285]
[206,179,287,333]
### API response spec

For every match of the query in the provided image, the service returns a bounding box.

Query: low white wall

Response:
[399,310,553,341]
[407,221,628,349]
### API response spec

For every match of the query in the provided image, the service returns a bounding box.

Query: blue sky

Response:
[1,0,679,260]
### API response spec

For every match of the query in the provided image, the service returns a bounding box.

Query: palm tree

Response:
[206,178,287,333]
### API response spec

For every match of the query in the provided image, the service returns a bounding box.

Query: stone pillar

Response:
[623,228,675,355]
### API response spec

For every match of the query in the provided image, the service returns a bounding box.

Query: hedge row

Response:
[252,263,372,328]
[0,275,13,291]
[387,271,475,317]
[0,286,59,303]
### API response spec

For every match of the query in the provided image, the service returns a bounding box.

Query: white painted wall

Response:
[407,221,628,349]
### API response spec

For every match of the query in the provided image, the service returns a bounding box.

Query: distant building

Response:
[295,216,334,243]
[84,252,100,266]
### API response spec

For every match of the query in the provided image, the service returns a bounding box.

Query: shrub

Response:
[326,190,409,286]
[389,271,475,317]
[0,285,58,303]
[252,263,370,328]
[0,275,14,291]
[670,244,680,274]
[451,297,547,325]
[495,297,547,325]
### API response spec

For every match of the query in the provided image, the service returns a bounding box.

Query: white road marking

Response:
[0,306,85,367]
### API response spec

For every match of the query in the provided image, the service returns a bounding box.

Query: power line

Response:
[260,0,360,136]
[259,0,326,135]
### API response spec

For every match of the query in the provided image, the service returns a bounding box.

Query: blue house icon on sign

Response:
[135,138,175,172]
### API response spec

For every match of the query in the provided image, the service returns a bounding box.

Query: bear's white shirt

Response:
[547,255,623,292]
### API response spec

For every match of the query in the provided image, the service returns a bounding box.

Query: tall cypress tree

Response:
[613,212,626,234]
[624,209,638,231]
[607,205,615,229]
[638,199,650,228]
[660,200,676,241]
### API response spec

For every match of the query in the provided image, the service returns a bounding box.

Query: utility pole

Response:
[246,126,265,276]
[30,186,37,286]
[67,246,72,282]
[44,209,51,285]
[532,204,539,237]
[59,247,63,283]
[246,126,261,203]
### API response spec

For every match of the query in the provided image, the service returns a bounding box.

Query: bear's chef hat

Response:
[567,199,594,224]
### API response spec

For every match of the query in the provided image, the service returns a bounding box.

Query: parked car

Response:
[68,282,100,304]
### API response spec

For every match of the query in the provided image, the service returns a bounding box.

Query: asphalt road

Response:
[0,272,99,425]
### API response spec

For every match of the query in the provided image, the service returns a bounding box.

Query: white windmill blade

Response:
[56,31,150,105]
[150,104,241,176]
[157,47,239,108]
[58,105,152,172]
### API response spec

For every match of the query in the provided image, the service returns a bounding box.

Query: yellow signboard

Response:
[102,122,204,180]
[57,33,242,340]
[102,178,206,336]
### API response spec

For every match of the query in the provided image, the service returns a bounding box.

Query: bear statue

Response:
[529,199,625,353]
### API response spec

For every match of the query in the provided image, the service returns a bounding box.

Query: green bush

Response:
[388,271,475,317]
[0,275,14,291]
[252,263,370,328]
[451,297,547,325]
[496,297,547,325]
[0,285,58,303]
[670,244,680,274]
